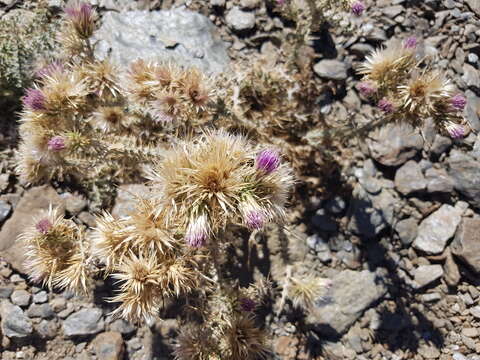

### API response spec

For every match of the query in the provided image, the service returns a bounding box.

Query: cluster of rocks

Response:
[0,257,175,360]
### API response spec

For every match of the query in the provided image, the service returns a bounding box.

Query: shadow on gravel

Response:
[361,236,445,354]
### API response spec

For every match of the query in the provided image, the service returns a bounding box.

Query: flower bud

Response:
[185,214,209,248]
[357,82,377,97]
[403,36,418,49]
[47,136,67,151]
[377,98,395,114]
[36,219,52,235]
[64,2,95,38]
[445,121,465,139]
[23,88,46,111]
[450,94,467,111]
[351,1,365,16]
[256,149,280,174]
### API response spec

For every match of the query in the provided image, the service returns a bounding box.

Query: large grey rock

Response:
[94,10,229,75]
[430,135,452,157]
[63,308,105,337]
[448,150,480,208]
[225,7,256,31]
[465,91,480,132]
[463,63,480,88]
[0,185,65,273]
[412,265,443,288]
[425,167,454,193]
[92,331,125,360]
[27,303,55,319]
[313,60,348,81]
[35,319,58,339]
[0,200,11,223]
[413,204,463,254]
[394,160,427,195]
[395,218,418,246]
[451,217,480,274]
[465,0,480,16]
[348,184,398,239]
[0,300,33,338]
[366,123,423,166]
[307,269,387,336]
[443,249,461,287]
[11,289,31,307]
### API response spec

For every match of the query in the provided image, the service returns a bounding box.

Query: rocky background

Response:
[1,0,480,359]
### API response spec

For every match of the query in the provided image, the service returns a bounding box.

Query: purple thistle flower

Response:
[403,36,418,49]
[357,82,377,97]
[351,1,365,16]
[185,215,209,248]
[239,297,256,312]
[36,219,52,235]
[35,61,64,79]
[377,98,395,114]
[445,122,465,139]
[256,149,280,174]
[450,94,467,111]
[23,88,46,111]
[47,136,66,151]
[245,209,265,230]
[276,0,287,5]
[64,2,95,38]
[65,2,92,19]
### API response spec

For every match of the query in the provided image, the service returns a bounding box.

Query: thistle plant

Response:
[16,1,216,187]
[12,2,336,357]
[0,2,58,113]
[217,57,324,176]
[358,37,468,138]
[19,128,294,358]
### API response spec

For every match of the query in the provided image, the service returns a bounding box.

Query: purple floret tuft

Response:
[256,149,280,174]
[47,136,67,151]
[23,88,46,111]
[351,1,365,16]
[377,98,395,114]
[36,219,52,235]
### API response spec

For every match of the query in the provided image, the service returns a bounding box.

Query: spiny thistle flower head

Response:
[359,41,416,86]
[20,207,88,291]
[149,130,294,241]
[174,326,216,360]
[110,251,163,323]
[35,61,65,79]
[185,214,209,248]
[64,1,96,39]
[445,121,465,139]
[351,1,365,16]
[91,106,128,133]
[256,149,280,174]
[23,88,46,111]
[404,36,418,49]
[222,315,270,360]
[240,197,266,230]
[47,136,67,151]
[286,275,332,310]
[357,81,377,97]
[451,94,467,111]
[378,98,395,113]
[398,71,456,119]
